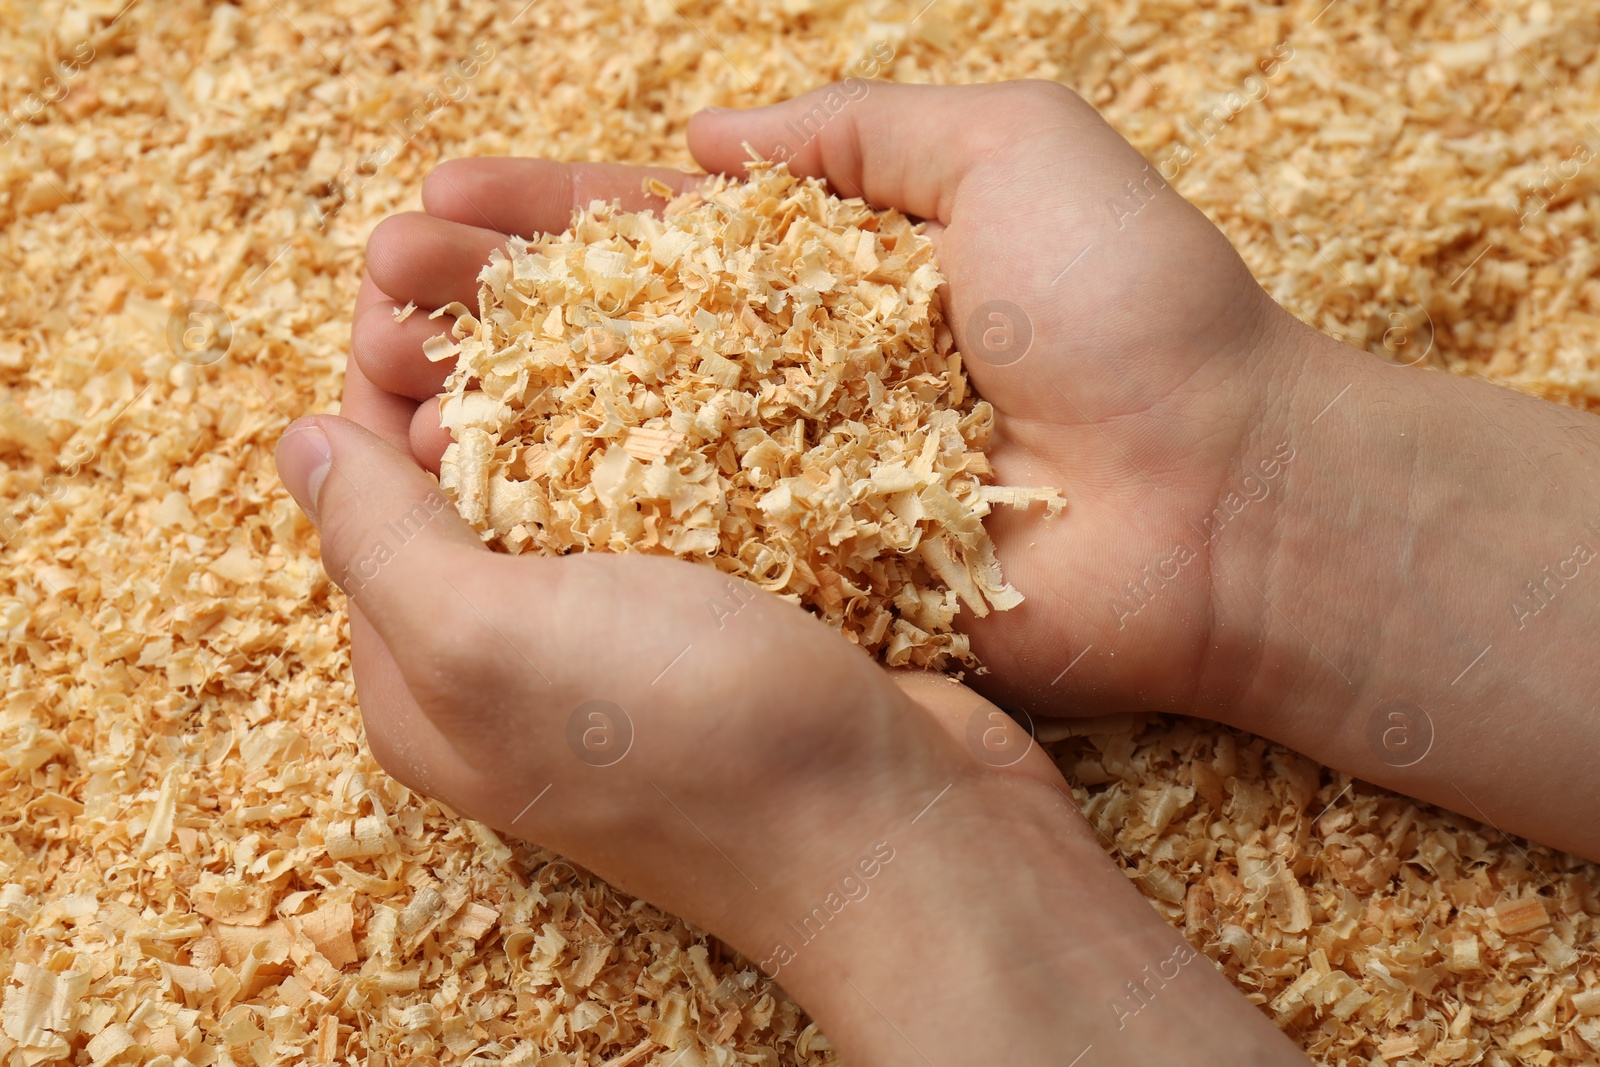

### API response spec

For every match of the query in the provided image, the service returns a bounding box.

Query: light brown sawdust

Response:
[0,1,1597,1065]
[434,162,1061,669]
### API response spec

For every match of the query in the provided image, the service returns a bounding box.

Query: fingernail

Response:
[277,423,331,524]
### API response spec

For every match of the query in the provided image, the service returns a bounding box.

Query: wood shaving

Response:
[2,0,1598,1064]
[436,162,1062,669]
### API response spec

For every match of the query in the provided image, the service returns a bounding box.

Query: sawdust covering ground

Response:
[1,1,1598,1065]
[434,162,1061,670]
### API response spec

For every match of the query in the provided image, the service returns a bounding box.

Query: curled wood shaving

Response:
[436,161,1063,669]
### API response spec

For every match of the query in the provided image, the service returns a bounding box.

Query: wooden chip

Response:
[295,901,359,968]
[1495,897,1551,935]
[1,965,89,1049]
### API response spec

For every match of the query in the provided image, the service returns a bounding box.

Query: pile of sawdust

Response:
[433,162,1060,669]
[2,0,1599,1065]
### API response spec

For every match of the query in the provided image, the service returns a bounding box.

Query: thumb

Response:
[276,415,487,644]
[686,80,1111,222]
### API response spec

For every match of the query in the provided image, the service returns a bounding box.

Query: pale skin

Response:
[276,81,1600,1064]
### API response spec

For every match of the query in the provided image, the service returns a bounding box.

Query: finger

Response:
[409,397,451,474]
[275,415,486,652]
[423,159,707,236]
[365,212,506,308]
[686,80,1097,222]
[340,308,420,453]
[352,296,458,401]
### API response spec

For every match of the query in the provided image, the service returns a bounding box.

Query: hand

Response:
[672,86,1600,863]
[687,83,1302,719]
[274,399,1058,942]
[273,416,1303,1067]
[625,82,1600,866]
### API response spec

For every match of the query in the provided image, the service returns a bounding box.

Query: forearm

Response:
[1208,318,1600,859]
[776,773,1306,1066]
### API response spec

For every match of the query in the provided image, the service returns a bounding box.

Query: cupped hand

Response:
[685,83,1302,719]
[276,404,1061,957]
[325,78,1303,908]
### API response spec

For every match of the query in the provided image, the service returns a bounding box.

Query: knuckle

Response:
[955,81,1089,164]
[424,621,493,680]
[364,213,403,261]
[423,157,466,186]
[349,301,388,371]
[404,595,512,701]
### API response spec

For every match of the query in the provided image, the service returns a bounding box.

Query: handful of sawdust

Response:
[426,161,1063,669]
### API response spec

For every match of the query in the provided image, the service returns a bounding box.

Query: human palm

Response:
[882,83,1293,716]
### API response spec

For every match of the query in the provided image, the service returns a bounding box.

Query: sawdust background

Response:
[2,0,1599,1064]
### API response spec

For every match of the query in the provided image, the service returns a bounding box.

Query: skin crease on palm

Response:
[278,80,1600,1063]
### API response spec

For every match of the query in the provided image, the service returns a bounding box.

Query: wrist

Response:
[1188,308,1352,728]
[771,774,1122,1063]
[771,771,1302,1065]
[1194,309,1600,856]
